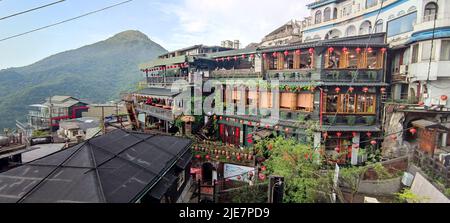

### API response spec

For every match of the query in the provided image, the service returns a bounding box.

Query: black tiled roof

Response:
[0,129,192,203]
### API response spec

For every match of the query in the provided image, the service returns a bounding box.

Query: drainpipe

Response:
[319,87,324,128]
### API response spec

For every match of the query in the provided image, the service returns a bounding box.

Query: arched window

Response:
[345,25,356,37]
[424,2,438,22]
[333,8,338,19]
[375,19,383,33]
[315,10,322,24]
[359,21,372,35]
[324,7,331,22]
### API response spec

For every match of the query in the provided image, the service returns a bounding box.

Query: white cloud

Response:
[160,0,312,50]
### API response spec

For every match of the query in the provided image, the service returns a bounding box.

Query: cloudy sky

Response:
[0,0,311,68]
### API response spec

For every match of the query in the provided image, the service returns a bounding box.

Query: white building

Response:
[302,0,450,109]
[260,19,306,47]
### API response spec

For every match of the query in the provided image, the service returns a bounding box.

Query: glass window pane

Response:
[441,40,450,61]
[422,41,436,61]
[387,12,417,37]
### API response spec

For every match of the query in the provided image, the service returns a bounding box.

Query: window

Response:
[357,95,376,113]
[333,8,338,19]
[346,25,356,37]
[424,2,438,22]
[441,40,450,61]
[422,41,436,61]
[366,0,378,8]
[412,44,419,63]
[315,10,322,24]
[324,93,376,114]
[387,12,417,37]
[375,19,383,33]
[359,21,372,35]
[324,7,331,22]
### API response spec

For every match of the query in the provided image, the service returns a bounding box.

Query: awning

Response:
[412,119,449,131]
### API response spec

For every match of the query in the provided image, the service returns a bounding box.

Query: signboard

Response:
[224,164,255,182]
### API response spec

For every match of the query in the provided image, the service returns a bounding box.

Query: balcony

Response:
[135,104,176,122]
[321,69,383,82]
[146,76,191,85]
[210,69,262,79]
[266,69,316,81]
[392,73,408,83]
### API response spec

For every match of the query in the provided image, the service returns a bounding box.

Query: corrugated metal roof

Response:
[207,47,258,58]
[134,87,181,97]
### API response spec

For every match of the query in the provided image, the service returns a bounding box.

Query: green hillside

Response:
[0,30,167,129]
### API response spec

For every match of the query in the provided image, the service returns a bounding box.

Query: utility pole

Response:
[48,96,53,133]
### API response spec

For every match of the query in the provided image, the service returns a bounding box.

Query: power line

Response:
[0,0,66,21]
[0,0,133,43]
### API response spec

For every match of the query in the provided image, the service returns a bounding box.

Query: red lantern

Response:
[227,56,231,61]
[381,48,387,53]
[285,128,289,132]
[336,132,342,137]
[366,132,372,137]
[335,87,341,93]
[219,116,223,120]
[328,47,334,53]
[342,47,348,53]
[418,101,425,106]
[370,140,377,145]
[356,48,361,54]
[348,87,354,93]
[261,166,267,171]
[335,147,340,153]
[284,50,289,56]
[226,118,230,121]
[272,52,277,57]
[380,87,386,93]
[265,124,270,129]
[262,53,267,59]
[295,49,301,55]
[259,173,266,180]
[248,121,252,126]
[205,155,211,160]
[237,175,241,180]
[234,56,238,61]
[367,47,373,53]
[195,155,201,159]
[309,48,314,54]
[352,132,358,137]
[410,128,417,135]
[241,54,246,59]
[237,156,241,161]
[441,95,448,101]
[250,54,255,59]
[363,87,369,93]
[323,132,328,139]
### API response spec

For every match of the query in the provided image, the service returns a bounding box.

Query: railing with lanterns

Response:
[191,141,256,167]
[135,103,176,122]
[146,76,191,85]
[266,69,316,81]
[320,69,383,82]
[209,69,262,79]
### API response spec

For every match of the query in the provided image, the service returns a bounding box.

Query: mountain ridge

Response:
[0,30,167,130]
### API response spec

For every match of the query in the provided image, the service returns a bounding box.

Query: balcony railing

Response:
[412,148,450,187]
[321,69,383,82]
[147,76,191,85]
[210,69,262,79]
[135,104,176,122]
[266,69,315,81]
[392,73,407,83]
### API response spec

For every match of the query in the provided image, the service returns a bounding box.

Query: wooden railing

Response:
[210,69,261,78]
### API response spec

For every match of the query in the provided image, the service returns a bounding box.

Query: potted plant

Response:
[327,115,337,125]
[364,116,376,125]
[346,116,356,126]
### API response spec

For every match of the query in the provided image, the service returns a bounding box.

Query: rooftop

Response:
[0,129,192,203]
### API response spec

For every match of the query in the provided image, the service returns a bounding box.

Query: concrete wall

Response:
[358,177,402,195]
[410,172,450,203]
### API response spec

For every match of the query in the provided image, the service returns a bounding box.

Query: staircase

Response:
[123,94,140,130]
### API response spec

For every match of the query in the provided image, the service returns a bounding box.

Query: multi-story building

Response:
[27,96,89,132]
[260,20,305,47]
[130,33,388,174]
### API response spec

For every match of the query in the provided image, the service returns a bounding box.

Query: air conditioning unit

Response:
[399,65,408,74]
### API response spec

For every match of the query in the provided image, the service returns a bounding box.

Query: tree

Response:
[259,137,333,203]
[395,189,429,203]
[339,166,368,203]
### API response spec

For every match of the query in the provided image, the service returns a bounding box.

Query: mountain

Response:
[0,30,167,130]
